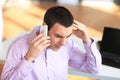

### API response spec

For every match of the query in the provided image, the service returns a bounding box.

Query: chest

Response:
[32,49,69,80]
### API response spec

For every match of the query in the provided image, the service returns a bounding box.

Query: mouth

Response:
[55,45,62,49]
[50,44,63,51]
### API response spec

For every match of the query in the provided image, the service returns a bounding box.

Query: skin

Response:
[24,20,91,62]
[48,23,73,51]
[73,20,91,44]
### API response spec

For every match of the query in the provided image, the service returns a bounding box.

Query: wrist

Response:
[24,55,34,63]
[83,37,91,44]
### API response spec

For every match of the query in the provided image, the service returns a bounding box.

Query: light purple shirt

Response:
[1,26,102,80]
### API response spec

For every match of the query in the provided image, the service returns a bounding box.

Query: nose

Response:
[59,38,67,46]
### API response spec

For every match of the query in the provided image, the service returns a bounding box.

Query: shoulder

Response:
[8,34,29,57]
[6,34,30,59]
[11,34,29,48]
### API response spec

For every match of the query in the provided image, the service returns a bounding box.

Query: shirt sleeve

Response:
[69,39,102,74]
[1,41,34,80]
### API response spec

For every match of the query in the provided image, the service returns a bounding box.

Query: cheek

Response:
[50,36,60,44]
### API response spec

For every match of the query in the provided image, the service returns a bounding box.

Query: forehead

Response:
[50,23,73,36]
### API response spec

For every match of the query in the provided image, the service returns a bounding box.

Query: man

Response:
[1,6,101,80]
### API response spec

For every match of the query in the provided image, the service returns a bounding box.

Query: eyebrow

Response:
[55,33,72,38]
[67,33,72,38]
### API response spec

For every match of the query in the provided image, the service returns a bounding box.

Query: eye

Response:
[67,35,71,38]
[67,34,72,38]
[55,34,63,38]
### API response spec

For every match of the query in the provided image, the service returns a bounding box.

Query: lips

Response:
[55,45,61,48]
[55,45,62,49]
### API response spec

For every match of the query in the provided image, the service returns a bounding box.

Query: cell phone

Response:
[40,25,48,36]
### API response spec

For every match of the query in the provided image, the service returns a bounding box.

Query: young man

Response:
[1,6,101,80]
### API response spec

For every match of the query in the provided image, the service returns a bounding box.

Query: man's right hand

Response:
[24,31,51,62]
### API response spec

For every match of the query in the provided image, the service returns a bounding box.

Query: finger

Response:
[74,20,86,27]
[73,24,78,30]
[73,20,79,25]
[32,31,44,43]
[35,36,51,46]
[41,39,51,47]
[43,42,51,48]
[73,20,79,30]
[39,43,50,50]
[38,39,51,49]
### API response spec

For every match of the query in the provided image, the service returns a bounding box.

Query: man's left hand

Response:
[72,20,91,44]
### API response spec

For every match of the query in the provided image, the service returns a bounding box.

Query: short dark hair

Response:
[44,6,74,30]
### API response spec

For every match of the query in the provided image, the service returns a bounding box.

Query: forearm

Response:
[83,39,102,73]
[69,39,102,74]
[1,58,33,80]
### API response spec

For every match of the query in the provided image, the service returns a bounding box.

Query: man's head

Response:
[44,6,74,51]
[44,6,73,30]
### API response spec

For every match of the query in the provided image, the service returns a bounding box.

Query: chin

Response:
[52,48,59,51]
[50,45,62,51]
[51,47,60,51]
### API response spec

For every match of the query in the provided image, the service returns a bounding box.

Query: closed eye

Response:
[55,34,64,38]
[55,33,72,38]
[66,33,72,38]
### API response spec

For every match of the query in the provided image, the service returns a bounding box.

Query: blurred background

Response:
[0,0,120,78]
[0,0,120,42]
